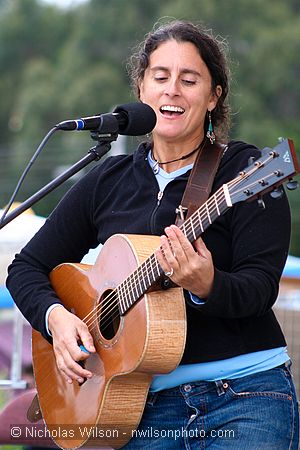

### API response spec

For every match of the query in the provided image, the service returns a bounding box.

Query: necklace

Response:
[151,140,205,174]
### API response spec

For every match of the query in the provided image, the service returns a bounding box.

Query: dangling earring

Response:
[206,111,216,144]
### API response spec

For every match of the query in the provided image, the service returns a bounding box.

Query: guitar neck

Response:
[178,183,231,243]
[118,184,232,315]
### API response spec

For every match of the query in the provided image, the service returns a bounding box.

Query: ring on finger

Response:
[164,268,174,278]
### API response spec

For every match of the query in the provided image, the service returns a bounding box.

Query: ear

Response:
[208,85,222,111]
[138,79,145,102]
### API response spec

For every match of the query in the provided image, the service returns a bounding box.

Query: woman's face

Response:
[139,39,221,149]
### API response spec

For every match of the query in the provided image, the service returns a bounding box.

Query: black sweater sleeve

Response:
[188,141,291,318]
[201,190,290,317]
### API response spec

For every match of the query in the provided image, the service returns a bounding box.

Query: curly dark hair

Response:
[128,19,231,141]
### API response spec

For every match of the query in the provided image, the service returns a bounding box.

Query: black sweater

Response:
[6,140,290,363]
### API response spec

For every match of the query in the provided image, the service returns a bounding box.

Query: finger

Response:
[53,329,94,380]
[166,225,195,260]
[67,337,94,374]
[54,346,80,383]
[194,237,211,259]
[155,246,173,275]
[163,227,183,259]
[54,345,93,383]
[77,324,96,354]
[56,318,95,361]
[159,234,178,268]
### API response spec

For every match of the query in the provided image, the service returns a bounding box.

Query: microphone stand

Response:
[0,127,117,390]
[0,119,119,230]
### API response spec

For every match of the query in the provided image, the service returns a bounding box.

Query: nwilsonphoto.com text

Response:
[10,424,237,441]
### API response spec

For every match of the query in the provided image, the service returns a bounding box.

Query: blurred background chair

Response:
[0,388,56,447]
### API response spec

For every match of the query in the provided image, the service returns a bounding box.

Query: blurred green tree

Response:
[0,0,299,252]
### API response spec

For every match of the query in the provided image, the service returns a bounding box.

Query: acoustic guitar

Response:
[32,138,299,449]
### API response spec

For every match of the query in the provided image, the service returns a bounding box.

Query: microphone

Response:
[56,102,156,136]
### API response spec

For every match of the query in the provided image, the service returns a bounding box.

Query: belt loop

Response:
[146,392,158,406]
[215,379,226,396]
[285,359,292,368]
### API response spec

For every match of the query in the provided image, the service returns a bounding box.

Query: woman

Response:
[7,20,299,449]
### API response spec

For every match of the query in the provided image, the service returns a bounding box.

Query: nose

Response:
[164,77,180,97]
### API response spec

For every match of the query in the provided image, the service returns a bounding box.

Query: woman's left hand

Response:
[156,225,214,298]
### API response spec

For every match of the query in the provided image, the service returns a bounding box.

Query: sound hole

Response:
[99,289,120,340]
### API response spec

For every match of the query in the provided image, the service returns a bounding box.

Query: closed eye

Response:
[154,77,168,82]
[182,79,197,86]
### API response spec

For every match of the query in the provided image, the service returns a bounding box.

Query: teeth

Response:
[160,105,185,113]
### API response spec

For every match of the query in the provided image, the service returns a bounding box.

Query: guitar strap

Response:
[27,392,42,422]
[175,139,225,227]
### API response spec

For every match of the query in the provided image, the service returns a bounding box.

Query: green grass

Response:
[0,445,23,449]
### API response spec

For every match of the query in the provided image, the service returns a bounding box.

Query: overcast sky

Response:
[40,0,88,8]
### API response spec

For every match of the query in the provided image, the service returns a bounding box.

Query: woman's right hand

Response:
[48,306,96,384]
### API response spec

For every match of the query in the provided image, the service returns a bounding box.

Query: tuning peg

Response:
[257,197,266,209]
[270,187,283,199]
[286,179,299,190]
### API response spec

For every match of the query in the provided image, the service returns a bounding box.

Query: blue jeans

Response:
[123,362,299,449]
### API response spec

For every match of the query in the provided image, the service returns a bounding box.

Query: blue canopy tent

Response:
[0,207,45,389]
[282,255,300,279]
[0,285,13,308]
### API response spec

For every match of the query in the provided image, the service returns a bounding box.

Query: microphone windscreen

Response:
[113,103,157,136]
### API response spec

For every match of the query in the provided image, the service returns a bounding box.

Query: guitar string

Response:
[81,174,245,335]
[82,173,247,333]
[84,196,220,332]
[81,155,268,332]
[86,158,276,339]
[83,188,227,329]
[231,171,280,198]
[83,156,273,335]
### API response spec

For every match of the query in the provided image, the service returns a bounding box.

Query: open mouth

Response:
[160,105,185,116]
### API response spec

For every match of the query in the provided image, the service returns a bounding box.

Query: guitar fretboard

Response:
[117,183,232,315]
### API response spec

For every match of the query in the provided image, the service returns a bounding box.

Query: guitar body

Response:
[32,234,186,449]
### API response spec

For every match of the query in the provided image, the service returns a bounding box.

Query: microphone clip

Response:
[89,114,119,161]
[90,113,119,143]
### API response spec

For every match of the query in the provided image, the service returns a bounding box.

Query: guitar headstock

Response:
[229,138,299,205]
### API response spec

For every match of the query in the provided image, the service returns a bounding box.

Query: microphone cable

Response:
[0,125,59,226]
